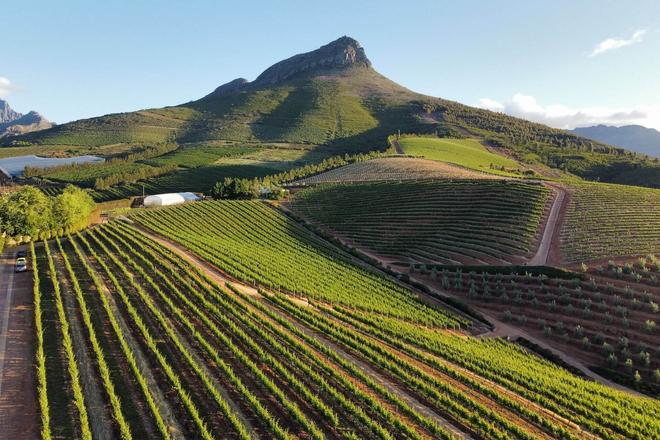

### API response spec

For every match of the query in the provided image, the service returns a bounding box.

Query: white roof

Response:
[143,192,200,207]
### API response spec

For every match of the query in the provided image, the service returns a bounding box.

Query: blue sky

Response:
[2,0,660,129]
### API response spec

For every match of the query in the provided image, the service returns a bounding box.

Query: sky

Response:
[2,0,660,130]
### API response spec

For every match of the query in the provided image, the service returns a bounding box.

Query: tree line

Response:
[210,150,391,200]
[0,185,96,246]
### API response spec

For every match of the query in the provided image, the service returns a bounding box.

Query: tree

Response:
[52,185,95,229]
[0,186,52,236]
[211,177,259,200]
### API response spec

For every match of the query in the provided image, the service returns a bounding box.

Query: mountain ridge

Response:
[3,36,659,187]
[571,124,660,158]
[204,36,373,99]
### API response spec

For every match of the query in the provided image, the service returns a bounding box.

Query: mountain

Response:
[4,36,659,187]
[0,99,22,123]
[571,125,660,158]
[0,99,53,137]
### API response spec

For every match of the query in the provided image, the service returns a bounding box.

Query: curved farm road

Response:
[528,184,565,266]
[0,246,38,439]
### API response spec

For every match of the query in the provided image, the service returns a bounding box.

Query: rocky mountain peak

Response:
[0,102,53,137]
[203,36,373,100]
[0,99,22,123]
[253,35,372,86]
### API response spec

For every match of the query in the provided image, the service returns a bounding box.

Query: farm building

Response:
[143,192,200,207]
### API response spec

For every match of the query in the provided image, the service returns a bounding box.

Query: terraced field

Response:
[397,137,525,177]
[560,183,660,263]
[293,157,500,185]
[289,180,551,264]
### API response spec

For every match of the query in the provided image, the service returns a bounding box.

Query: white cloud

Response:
[589,29,646,57]
[0,77,16,98]
[477,98,504,112]
[477,93,660,131]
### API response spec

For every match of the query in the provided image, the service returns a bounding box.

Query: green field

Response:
[398,137,525,177]
[291,180,550,264]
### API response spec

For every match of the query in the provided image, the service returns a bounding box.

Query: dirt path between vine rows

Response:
[528,184,566,266]
[53,249,115,440]
[83,249,187,440]
[0,246,38,439]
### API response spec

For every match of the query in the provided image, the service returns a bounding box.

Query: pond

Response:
[0,154,104,177]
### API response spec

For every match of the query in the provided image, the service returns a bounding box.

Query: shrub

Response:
[644,320,656,332]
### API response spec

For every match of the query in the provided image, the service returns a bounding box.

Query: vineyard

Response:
[293,157,500,185]
[405,261,660,393]
[132,200,461,326]
[560,182,660,263]
[18,196,657,439]
[289,180,551,264]
[120,201,660,438]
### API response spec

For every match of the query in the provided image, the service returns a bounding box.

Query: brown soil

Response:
[0,246,38,439]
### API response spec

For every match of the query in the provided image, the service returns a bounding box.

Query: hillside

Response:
[572,125,660,158]
[4,36,659,188]
[289,180,551,265]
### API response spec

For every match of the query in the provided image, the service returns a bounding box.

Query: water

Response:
[0,154,104,177]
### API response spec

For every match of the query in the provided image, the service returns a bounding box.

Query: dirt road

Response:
[0,246,38,439]
[391,139,405,154]
[528,185,565,266]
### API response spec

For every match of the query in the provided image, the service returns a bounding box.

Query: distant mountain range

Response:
[0,99,53,137]
[3,36,659,186]
[571,125,660,158]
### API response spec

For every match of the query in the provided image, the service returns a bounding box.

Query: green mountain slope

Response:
[5,36,659,187]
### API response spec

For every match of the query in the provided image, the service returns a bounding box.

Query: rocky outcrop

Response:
[0,105,53,137]
[203,36,372,100]
[0,99,22,123]
[253,36,371,86]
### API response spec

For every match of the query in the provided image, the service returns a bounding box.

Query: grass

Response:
[398,136,524,177]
